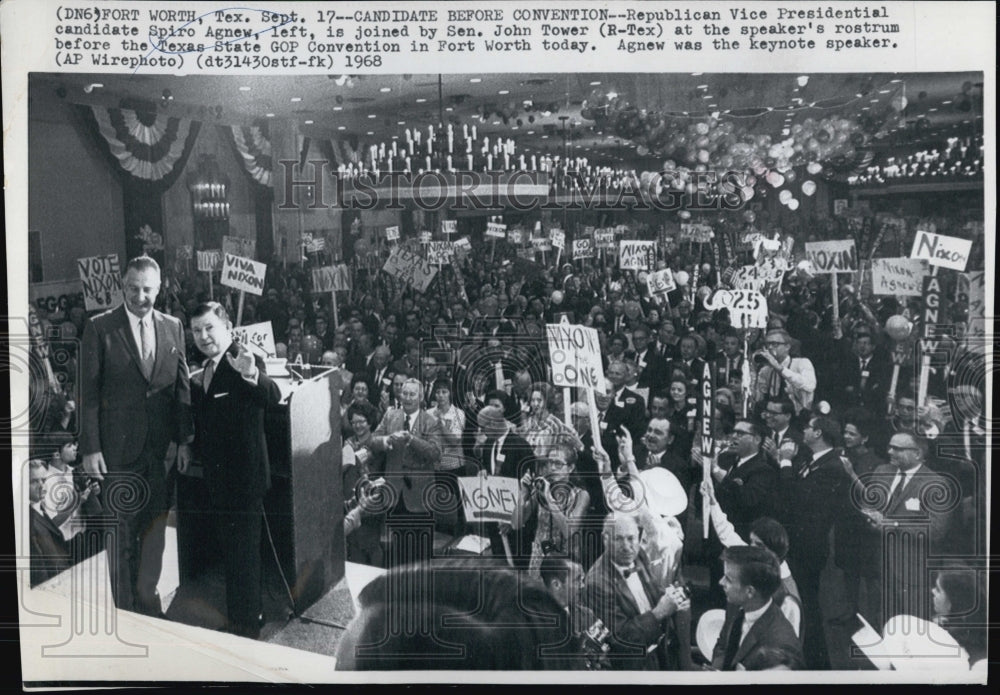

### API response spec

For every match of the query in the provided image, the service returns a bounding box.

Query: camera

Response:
[752,350,770,368]
[579,618,612,670]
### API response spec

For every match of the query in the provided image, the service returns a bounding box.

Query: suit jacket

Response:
[767,425,804,451]
[715,451,778,539]
[370,408,442,513]
[80,305,193,470]
[30,506,73,586]
[192,353,281,503]
[365,363,397,404]
[778,449,846,567]
[869,463,953,551]
[584,551,666,670]
[631,349,669,389]
[473,430,534,479]
[711,600,803,670]
[608,387,648,442]
[834,348,892,411]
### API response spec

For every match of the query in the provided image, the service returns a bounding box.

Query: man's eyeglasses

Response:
[887,445,919,452]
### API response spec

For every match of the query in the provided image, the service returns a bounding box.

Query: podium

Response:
[176,368,344,613]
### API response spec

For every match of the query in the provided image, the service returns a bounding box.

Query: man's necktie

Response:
[859,358,869,389]
[404,413,411,432]
[494,361,505,390]
[203,359,215,392]
[722,610,746,670]
[885,472,905,511]
[139,319,154,379]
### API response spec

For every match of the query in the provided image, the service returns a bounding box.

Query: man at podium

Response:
[187,302,281,638]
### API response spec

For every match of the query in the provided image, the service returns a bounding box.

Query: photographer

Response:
[512,443,591,576]
[751,329,816,417]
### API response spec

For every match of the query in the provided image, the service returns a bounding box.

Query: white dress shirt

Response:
[740,599,773,644]
[125,307,156,358]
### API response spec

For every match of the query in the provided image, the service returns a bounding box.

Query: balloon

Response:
[801,180,817,196]
[885,315,913,341]
[743,210,756,224]
[779,190,793,204]
[701,263,712,274]
[807,161,823,174]
[551,290,564,305]
[674,270,690,287]
[787,198,800,211]
[741,186,755,201]
[765,171,785,187]
[695,122,710,135]
[678,210,692,220]
[697,286,712,301]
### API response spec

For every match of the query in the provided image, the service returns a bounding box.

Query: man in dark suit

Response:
[629,326,668,390]
[711,420,777,540]
[775,415,847,670]
[364,345,396,405]
[472,404,536,566]
[80,256,193,616]
[188,302,281,638]
[760,397,803,462]
[714,329,748,398]
[832,329,892,412]
[711,545,802,670]
[584,512,690,670]
[605,361,647,442]
[28,460,73,586]
[668,334,707,394]
[858,431,955,621]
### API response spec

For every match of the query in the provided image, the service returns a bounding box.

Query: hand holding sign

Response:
[226,342,257,378]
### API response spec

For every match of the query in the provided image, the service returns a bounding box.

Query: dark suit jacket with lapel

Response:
[365,363,396,404]
[778,449,847,567]
[584,550,666,670]
[608,387,648,441]
[715,450,778,539]
[30,507,73,586]
[370,407,442,513]
[192,353,281,503]
[80,305,193,470]
[632,348,668,389]
[711,600,802,670]
[474,430,534,480]
[869,463,953,551]
[835,347,892,411]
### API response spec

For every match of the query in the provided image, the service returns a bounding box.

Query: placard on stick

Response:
[231,321,277,358]
[545,317,605,391]
[458,476,522,523]
[871,258,929,296]
[804,240,858,273]
[78,254,124,311]
[572,238,594,260]
[486,221,507,239]
[312,264,351,293]
[221,254,267,295]
[910,230,972,272]
[619,241,656,270]
[704,289,769,328]
[196,250,223,272]
[382,247,437,293]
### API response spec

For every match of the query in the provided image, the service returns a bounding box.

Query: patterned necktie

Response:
[859,358,869,389]
[404,413,411,432]
[139,319,154,379]
[203,359,215,392]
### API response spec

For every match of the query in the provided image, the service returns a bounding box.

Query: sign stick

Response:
[490,238,496,263]
[586,387,605,456]
[831,272,840,330]
[563,387,572,426]
[331,289,339,329]
[236,291,246,327]
[555,246,562,268]
[207,270,214,300]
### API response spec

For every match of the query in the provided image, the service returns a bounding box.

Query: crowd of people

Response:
[26,223,987,670]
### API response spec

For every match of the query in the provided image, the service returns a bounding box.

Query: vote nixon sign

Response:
[221,254,267,295]
[546,318,605,391]
[910,230,972,271]
[78,254,124,311]
[804,240,857,273]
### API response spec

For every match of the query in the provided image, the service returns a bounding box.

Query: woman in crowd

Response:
[518,383,579,457]
[429,378,468,536]
[665,378,696,461]
[342,401,386,566]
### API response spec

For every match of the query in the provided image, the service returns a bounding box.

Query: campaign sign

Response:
[507,229,524,245]
[78,254,123,311]
[531,237,552,251]
[441,219,458,235]
[704,289,769,328]
[385,225,400,241]
[546,318,605,391]
[221,254,267,296]
[231,321,277,358]
[619,241,656,270]
[646,269,677,295]
[594,229,616,249]
[486,221,507,239]
[572,238,594,260]
[304,235,326,253]
[550,228,566,250]
[871,258,929,297]
[458,476,522,523]
[679,223,714,243]
[419,231,432,244]
[312,264,351,293]
[222,235,256,259]
[383,247,437,293]
[910,230,972,272]
[426,241,455,264]
[805,240,858,273]
[197,249,223,272]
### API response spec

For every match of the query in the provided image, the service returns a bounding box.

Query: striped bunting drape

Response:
[89,105,199,183]
[228,122,272,187]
